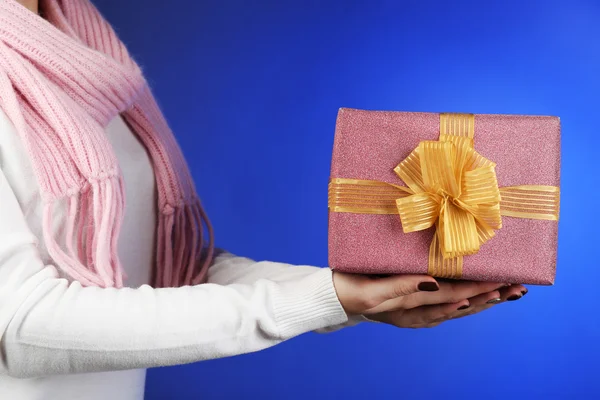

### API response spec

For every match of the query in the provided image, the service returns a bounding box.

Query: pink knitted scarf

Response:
[0,0,214,288]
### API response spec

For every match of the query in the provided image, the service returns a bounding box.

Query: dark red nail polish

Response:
[507,294,521,301]
[418,281,439,292]
[521,290,528,296]
[457,304,469,311]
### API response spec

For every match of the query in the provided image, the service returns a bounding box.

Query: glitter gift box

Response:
[328,109,560,285]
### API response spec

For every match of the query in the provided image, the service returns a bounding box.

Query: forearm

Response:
[1,257,345,378]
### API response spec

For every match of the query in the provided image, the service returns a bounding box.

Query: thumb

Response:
[369,274,439,305]
[333,272,439,316]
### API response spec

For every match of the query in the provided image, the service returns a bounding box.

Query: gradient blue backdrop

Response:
[94,1,599,399]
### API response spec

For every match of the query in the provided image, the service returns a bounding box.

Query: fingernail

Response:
[486,297,502,304]
[507,294,521,301]
[521,289,528,296]
[418,281,439,292]
[457,304,470,311]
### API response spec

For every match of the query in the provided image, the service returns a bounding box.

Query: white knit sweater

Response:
[0,109,358,400]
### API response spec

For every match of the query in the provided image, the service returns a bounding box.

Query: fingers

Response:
[408,301,471,326]
[399,280,507,309]
[499,284,527,301]
[438,291,500,321]
[368,283,531,329]
[372,300,469,328]
[435,284,529,323]
[362,274,440,314]
[466,289,503,307]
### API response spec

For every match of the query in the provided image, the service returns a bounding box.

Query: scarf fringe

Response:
[43,177,214,289]
[154,200,214,288]
[43,176,125,288]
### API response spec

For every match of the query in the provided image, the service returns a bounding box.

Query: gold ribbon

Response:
[328,113,560,279]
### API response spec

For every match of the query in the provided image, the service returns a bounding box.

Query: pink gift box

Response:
[328,108,561,285]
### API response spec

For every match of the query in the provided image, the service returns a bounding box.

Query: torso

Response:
[0,111,157,400]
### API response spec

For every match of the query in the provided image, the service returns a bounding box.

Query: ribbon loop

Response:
[439,198,480,258]
[396,192,440,233]
[419,141,461,197]
[394,147,425,193]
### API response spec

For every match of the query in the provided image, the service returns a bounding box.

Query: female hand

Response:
[332,272,527,328]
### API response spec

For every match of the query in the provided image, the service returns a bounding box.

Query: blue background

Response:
[94,0,599,399]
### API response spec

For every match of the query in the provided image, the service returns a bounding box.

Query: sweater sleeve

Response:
[0,168,349,379]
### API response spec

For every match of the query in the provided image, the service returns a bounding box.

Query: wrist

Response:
[272,268,348,338]
[331,270,372,316]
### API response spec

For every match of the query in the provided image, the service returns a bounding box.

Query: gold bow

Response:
[328,113,560,279]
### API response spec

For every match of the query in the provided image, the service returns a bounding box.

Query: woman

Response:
[0,0,526,399]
